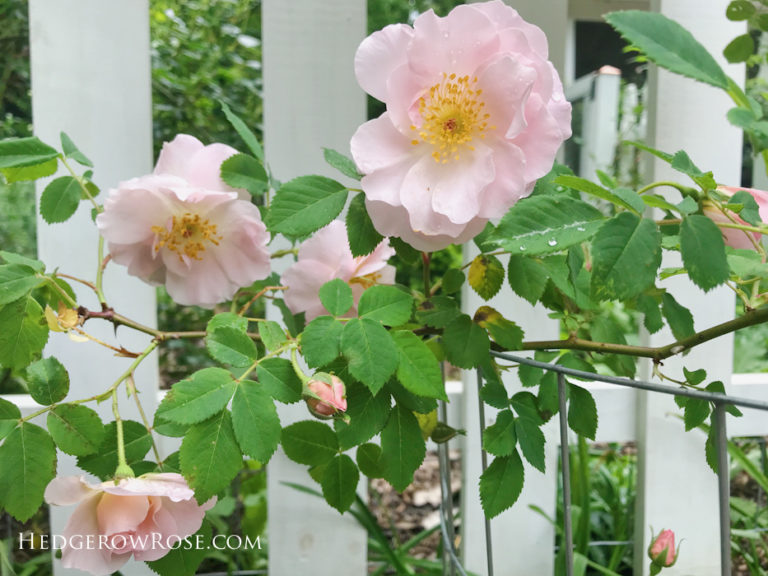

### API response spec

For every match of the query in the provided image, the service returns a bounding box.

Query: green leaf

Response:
[680,215,730,291]
[415,296,460,328]
[483,410,517,456]
[157,368,237,425]
[341,318,399,394]
[346,193,384,257]
[300,316,343,367]
[255,358,302,403]
[220,100,264,161]
[60,132,93,167]
[474,306,524,350]
[0,297,48,370]
[1,158,58,183]
[684,367,707,385]
[220,153,268,197]
[684,397,710,431]
[39,176,82,224]
[358,285,413,325]
[728,190,761,226]
[554,175,642,214]
[207,312,248,332]
[0,398,20,441]
[387,380,436,415]
[442,314,489,369]
[231,381,281,463]
[513,408,546,473]
[206,326,259,367]
[319,278,354,317]
[356,443,386,478]
[567,384,598,440]
[507,255,549,305]
[267,175,348,237]
[670,151,716,190]
[77,420,152,480]
[181,410,243,504]
[281,420,338,466]
[590,212,661,300]
[321,454,359,513]
[727,248,768,278]
[494,194,604,255]
[479,451,525,519]
[335,383,391,450]
[147,521,212,576]
[442,268,466,294]
[258,320,286,351]
[47,404,105,456]
[0,251,44,272]
[26,356,69,405]
[0,423,56,522]
[727,0,756,20]
[0,137,59,169]
[0,265,43,305]
[604,11,729,89]
[391,331,446,400]
[637,294,664,334]
[380,405,426,492]
[468,254,505,300]
[323,148,362,180]
[724,34,755,63]
[661,292,695,340]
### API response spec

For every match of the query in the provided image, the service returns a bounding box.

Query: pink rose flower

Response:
[96,134,271,307]
[44,473,215,575]
[350,0,571,251]
[648,528,676,567]
[305,374,347,418]
[704,185,768,250]
[281,220,395,320]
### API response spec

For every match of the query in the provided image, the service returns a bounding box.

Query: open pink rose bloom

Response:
[281,220,396,320]
[44,473,215,575]
[96,134,271,307]
[350,0,572,251]
[704,185,768,250]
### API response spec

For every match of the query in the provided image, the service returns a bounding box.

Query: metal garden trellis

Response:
[434,351,768,576]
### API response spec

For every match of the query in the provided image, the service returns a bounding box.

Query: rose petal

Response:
[44,476,96,506]
[154,134,205,177]
[355,24,413,102]
[97,493,150,536]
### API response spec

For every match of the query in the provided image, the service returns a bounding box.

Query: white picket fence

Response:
[6,1,767,575]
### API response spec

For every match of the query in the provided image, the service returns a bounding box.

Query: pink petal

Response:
[479,0,549,59]
[359,157,412,207]
[107,240,166,285]
[154,135,205,177]
[97,177,176,245]
[297,221,352,273]
[477,54,536,140]
[186,142,240,194]
[352,240,396,278]
[44,476,96,506]
[355,23,413,102]
[101,473,194,502]
[282,260,337,320]
[409,6,500,79]
[96,493,150,536]
[477,140,528,219]
[351,113,413,175]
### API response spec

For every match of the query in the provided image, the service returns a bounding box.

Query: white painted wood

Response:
[261,1,367,574]
[635,2,746,574]
[28,2,156,575]
[460,249,560,576]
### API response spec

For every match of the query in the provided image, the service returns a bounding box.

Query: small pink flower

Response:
[281,220,395,321]
[96,134,270,307]
[44,473,215,575]
[648,529,676,567]
[350,0,571,251]
[305,375,347,418]
[704,185,768,250]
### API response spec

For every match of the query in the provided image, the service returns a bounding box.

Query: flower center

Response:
[412,73,493,164]
[349,271,382,289]
[152,213,222,262]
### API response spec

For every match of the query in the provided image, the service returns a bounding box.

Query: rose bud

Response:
[648,528,677,570]
[305,374,347,418]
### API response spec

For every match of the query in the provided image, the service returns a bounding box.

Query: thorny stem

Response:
[95,238,109,306]
[53,272,98,295]
[237,285,287,316]
[422,252,431,298]
[41,275,78,307]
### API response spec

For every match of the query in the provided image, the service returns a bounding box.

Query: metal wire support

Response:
[557,373,575,576]
[437,396,457,576]
[476,367,495,576]
[714,402,731,576]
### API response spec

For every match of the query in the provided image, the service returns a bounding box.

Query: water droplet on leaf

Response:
[547,239,557,247]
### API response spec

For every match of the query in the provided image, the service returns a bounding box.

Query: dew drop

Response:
[443,32,450,39]
[519,246,526,251]
[576,226,586,232]
[547,239,557,247]
[555,185,565,192]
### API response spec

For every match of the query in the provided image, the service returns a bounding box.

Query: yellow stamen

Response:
[410,73,493,163]
[152,213,222,262]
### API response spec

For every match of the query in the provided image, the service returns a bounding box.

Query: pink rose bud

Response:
[44,473,215,575]
[305,374,347,418]
[703,185,768,250]
[648,529,676,567]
